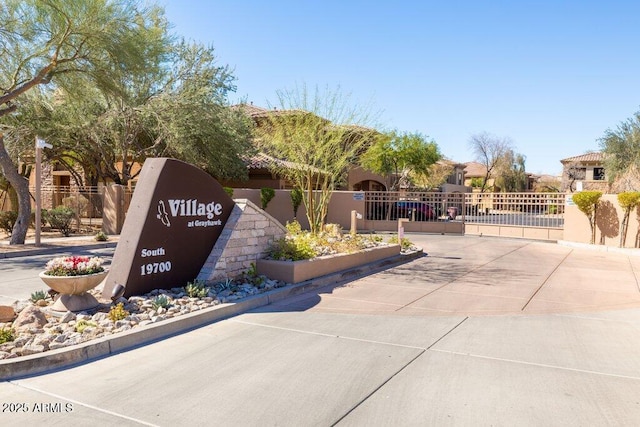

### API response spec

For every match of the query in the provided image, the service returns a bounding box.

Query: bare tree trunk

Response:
[0,134,30,244]
[620,209,630,248]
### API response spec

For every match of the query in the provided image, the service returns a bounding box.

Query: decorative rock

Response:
[53,334,67,343]
[21,344,45,355]
[48,342,68,350]
[93,312,109,322]
[36,300,48,307]
[114,320,129,329]
[1,273,292,359]
[33,334,52,346]
[60,311,76,323]
[0,306,16,322]
[13,306,48,332]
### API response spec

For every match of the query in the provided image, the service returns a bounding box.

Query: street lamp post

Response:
[35,137,52,246]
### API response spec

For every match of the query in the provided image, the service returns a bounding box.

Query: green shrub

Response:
[323,223,343,238]
[572,191,602,245]
[29,209,47,228]
[290,188,303,218]
[184,280,210,298]
[243,263,264,286]
[618,192,640,210]
[367,233,383,243]
[94,231,109,241]
[268,236,316,261]
[388,235,413,251]
[285,220,303,235]
[269,221,390,260]
[260,187,275,210]
[617,192,640,247]
[45,206,75,237]
[30,290,48,303]
[0,211,17,234]
[224,187,234,198]
[152,295,170,309]
[108,302,130,322]
[75,319,98,333]
[214,278,235,292]
[0,327,15,344]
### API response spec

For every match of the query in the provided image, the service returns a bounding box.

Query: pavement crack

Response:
[332,317,469,426]
[521,249,573,312]
[330,349,426,427]
[427,316,469,350]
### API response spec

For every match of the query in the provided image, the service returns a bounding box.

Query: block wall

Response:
[197,199,287,283]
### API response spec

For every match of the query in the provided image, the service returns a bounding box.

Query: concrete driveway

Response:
[272,234,640,316]
[2,234,640,426]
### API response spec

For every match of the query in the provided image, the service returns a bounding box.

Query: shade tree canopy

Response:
[600,110,640,191]
[361,130,442,191]
[0,0,168,244]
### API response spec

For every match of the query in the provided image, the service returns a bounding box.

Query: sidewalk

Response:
[0,234,119,259]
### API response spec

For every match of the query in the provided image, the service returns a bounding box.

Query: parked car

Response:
[392,201,436,221]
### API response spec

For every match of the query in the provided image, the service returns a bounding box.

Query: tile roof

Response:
[560,152,604,163]
[232,103,311,119]
[232,103,269,117]
[244,152,322,173]
[463,162,488,177]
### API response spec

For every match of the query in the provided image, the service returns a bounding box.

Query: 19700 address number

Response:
[140,261,172,276]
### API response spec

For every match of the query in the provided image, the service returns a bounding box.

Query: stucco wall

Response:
[231,189,366,232]
[563,194,640,247]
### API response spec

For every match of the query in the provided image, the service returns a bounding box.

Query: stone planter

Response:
[256,244,401,284]
[39,270,108,312]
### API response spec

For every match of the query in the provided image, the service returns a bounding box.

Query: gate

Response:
[363,191,565,240]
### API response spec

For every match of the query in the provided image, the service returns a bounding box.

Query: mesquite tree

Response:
[0,0,167,244]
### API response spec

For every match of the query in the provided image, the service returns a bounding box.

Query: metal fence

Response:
[365,191,565,229]
[464,192,565,228]
[365,191,465,222]
[31,186,106,231]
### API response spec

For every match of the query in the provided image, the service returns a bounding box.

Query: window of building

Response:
[593,167,605,181]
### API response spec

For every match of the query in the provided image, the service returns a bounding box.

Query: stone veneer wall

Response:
[196,199,287,283]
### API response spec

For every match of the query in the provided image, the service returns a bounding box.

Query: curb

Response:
[557,240,640,256]
[0,250,423,381]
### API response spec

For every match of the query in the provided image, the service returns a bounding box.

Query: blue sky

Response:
[160,0,640,175]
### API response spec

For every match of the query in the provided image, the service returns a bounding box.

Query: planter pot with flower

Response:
[39,256,107,312]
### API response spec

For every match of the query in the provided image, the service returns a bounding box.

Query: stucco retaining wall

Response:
[256,244,401,283]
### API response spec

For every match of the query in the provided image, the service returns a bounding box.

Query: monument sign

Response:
[102,158,235,298]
